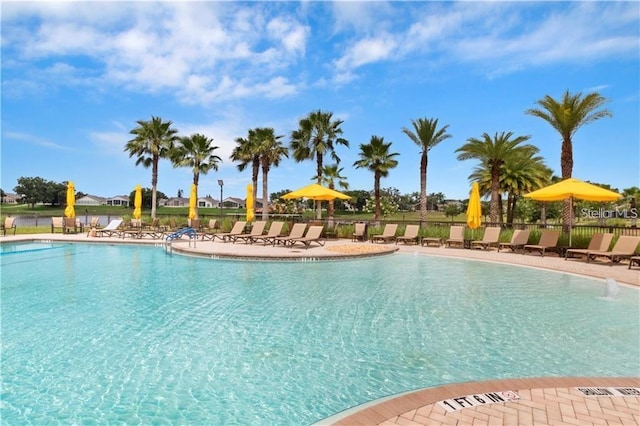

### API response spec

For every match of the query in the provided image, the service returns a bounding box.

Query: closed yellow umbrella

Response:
[188,184,197,220]
[133,184,142,219]
[246,183,255,223]
[64,181,75,218]
[466,182,482,230]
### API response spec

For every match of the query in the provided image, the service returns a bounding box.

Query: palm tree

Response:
[290,109,349,219]
[353,136,399,221]
[171,133,222,219]
[455,131,534,223]
[401,117,451,224]
[525,90,612,229]
[255,128,288,220]
[231,130,261,203]
[470,147,551,225]
[320,163,349,220]
[125,116,179,218]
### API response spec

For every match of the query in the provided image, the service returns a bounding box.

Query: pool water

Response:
[1,243,638,424]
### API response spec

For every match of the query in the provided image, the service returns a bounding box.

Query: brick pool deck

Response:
[3,233,639,425]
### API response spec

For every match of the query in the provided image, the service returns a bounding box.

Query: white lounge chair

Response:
[94,219,124,237]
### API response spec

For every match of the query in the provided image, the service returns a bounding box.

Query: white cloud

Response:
[4,131,74,151]
[334,35,398,70]
[2,2,307,104]
[332,2,639,80]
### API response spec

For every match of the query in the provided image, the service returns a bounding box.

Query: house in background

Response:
[76,195,105,206]
[198,196,217,208]
[161,197,188,207]
[106,195,130,207]
[1,193,20,204]
[223,197,245,208]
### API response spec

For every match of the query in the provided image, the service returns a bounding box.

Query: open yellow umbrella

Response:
[282,183,351,220]
[133,184,142,219]
[523,178,622,202]
[64,181,75,218]
[281,183,351,201]
[524,178,622,245]
[188,183,197,220]
[466,182,482,230]
[246,183,255,223]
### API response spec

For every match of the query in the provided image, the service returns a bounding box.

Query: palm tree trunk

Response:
[490,170,500,224]
[316,154,323,220]
[252,160,259,203]
[420,153,428,224]
[151,156,159,219]
[193,173,199,220]
[261,164,269,221]
[374,173,381,221]
[561,137,573,232]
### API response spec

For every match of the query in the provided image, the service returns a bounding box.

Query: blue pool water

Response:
[1,242,638,424]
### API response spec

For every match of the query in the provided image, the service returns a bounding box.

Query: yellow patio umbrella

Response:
[133,184,142,219]
[64,181,75,218]
[466,182,482,230]
[524,178,622,245]
[523,178,622,202]
[188,183,198,220]
[246,183,255,223]
[282,183,351,220]
[281,183,351,201]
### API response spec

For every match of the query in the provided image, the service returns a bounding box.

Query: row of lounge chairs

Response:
[363,223,640,265]
[49,216,639,263]
[201,221,325,249]
[87,218,326,249]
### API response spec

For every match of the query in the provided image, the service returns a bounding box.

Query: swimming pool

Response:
[1,242,638,424]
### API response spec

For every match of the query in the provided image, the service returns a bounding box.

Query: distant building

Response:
[162,197,188,207]
[1,193,20,204]
[224,197,245,208]
[76,195,105,206]
[106,195,130,207]
[198,196,217,208]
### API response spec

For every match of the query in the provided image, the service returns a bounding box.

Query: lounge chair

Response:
[200,219,219,241]
[352,222,367,242]
[188,218,201,230]
[498,229,531,253]
[94,219,124,237]
[586,235,640,265]
[629,256,640,269]
[287,225,325,249]
[2,217,17,236]
[564,233,614,261]
[470,227,501,250]
[51,217,65,233]
[395,224,420,245]
[88,216,101,229]
[251,221,284,245]
[211,221,247,242]
[137,218,165,239]
[273,223,307,246]
[63,217,82,234]
[523,230,560,256]
[371,224,398,243]
[232,221,267,244]
[443,226,465,248]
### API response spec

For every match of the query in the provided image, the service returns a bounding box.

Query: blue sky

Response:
[2,1,638,202]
